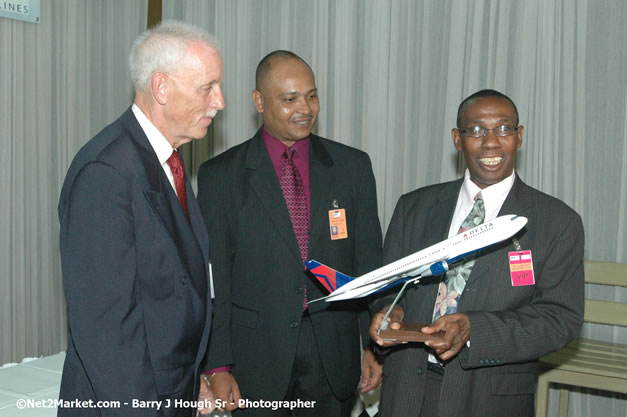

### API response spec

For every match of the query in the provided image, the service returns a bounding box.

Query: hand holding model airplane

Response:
[306,214,528,303]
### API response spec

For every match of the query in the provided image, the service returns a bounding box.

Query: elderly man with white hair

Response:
[58,21,224,417]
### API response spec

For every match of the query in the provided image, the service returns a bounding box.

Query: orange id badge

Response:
[328,209,348,240]
[509,250,535,286]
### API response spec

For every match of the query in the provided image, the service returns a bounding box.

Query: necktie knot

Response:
[283,147,296,161]
[463,192,485,230]
[167,150,183,172]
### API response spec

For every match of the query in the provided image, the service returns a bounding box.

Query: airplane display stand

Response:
[377,277,446,344]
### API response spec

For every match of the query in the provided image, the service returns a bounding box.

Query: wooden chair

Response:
[535,260,627,417]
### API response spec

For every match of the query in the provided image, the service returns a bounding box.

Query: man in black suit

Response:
[369,89,584,417]
[197,50,383,416]
[58,21,224,417]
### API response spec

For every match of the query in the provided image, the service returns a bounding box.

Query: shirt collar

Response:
[461,168,516,220]
[132,103,176,166]
[261,125,309,161]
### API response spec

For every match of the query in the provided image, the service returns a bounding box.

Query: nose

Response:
[481,130,500,148]
[296,96,312,114]
[211,85,225,110]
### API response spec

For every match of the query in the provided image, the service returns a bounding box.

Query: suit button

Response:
[416,367,424,375]
[295,287,304,294]
[180,277,188,285]
[479,359,485,364]
[290,321,299,328]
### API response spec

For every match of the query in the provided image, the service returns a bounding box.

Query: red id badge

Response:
[509,250,535,286]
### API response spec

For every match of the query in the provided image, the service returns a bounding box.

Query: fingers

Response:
[387,306,404,323]
[370,306,405,347]
[229,382,243,410]
[423,314,470,361]
[358,370,372,392]
[360,372,378,392]
[196,375,216,415]
[368,312,385,341]
[211,373,241,412]
[359,350,383,393]
[360,364,383,392]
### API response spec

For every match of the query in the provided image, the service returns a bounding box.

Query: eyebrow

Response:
[466,118,515,125]
[197,80,218,89]
[280,88,318,96]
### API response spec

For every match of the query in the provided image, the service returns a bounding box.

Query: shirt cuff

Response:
[205,366,232,374]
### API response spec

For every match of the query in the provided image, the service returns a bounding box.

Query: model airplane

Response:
[306,214,528,303]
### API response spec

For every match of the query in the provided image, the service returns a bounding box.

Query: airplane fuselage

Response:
[322,215,527,301]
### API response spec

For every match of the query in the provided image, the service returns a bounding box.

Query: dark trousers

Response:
[235,313,354,417]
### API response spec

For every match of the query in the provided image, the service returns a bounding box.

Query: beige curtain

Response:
[0,0,147,364]
[164,1,627,416]
[2,0,625,416]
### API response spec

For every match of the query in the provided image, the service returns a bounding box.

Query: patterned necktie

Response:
[432,193,485,321]
[166,150,189,219]
[279,147,310,309]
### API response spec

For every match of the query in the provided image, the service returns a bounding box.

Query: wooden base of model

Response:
[379,323,446,343]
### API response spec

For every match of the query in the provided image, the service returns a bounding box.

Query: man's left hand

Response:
[421,313,470,361]
[196,374,217,415]
[359,348,383,393]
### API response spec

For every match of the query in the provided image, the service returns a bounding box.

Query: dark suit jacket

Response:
[197,130,382,401]
[371,176,584,417]
[58,108,212,417]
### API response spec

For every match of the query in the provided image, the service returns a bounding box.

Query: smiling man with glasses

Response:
[370,89,584,417]
[452,92,523,189]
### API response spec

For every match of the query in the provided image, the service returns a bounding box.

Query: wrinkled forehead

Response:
[185,41,221,65]
[175,42,223,80]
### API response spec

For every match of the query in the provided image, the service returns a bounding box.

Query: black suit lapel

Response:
[426,180,462,246]
[308,136,335,257]
[126,111,207,295]
[186,178,209,263]
[245,132,303,264]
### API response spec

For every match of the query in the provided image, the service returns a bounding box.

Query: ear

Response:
[252,89,264,113]
[452,128,463,151]
[152,73,168,105]
[516,125,524,149]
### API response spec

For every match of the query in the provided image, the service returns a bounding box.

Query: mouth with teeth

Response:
[291,118,314,129]
[479,156,503,166]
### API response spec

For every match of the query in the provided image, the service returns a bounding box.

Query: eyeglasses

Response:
[457,125,519,138]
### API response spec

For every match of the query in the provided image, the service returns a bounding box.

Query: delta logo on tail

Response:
[305,214,528,303]
[306,261,353,293]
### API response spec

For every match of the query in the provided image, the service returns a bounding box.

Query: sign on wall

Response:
[0,0,40,24]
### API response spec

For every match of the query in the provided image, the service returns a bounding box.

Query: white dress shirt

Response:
[132,104,178,195]
[448,169,516,238]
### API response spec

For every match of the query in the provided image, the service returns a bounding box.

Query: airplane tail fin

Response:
[305,260,354,293]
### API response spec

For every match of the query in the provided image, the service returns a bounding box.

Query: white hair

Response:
[129,20,219,91]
